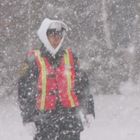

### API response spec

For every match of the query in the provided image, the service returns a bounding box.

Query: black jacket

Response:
[18,46,95,124]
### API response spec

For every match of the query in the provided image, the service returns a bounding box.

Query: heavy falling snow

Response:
[0,0,140,140]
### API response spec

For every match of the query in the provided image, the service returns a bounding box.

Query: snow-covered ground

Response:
[0,80,140,140]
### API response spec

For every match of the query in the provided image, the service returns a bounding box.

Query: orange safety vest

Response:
[33,48,79,111]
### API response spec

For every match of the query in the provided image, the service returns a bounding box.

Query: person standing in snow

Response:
[18,18,95,140]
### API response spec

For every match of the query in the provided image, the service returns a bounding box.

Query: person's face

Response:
[47,30,63,49]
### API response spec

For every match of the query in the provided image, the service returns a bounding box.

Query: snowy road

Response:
[0,82,140,140]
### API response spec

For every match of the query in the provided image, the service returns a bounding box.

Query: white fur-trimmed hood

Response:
[37,18,68,57]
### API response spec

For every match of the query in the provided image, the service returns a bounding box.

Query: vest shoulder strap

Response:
[33,49,48,111]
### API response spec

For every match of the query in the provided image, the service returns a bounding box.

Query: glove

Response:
[84,114,94,128]
[79,111,94,128]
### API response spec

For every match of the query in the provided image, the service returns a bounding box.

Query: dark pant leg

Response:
[58,132,80,140]
[57,113,82,140]
[34,121,58,140]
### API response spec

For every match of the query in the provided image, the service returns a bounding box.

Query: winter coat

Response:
[18,46,95,126]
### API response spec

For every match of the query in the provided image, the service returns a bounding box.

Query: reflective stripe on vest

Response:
[64,49,75,107]
[33,49,78,111]
[33,50,47,111]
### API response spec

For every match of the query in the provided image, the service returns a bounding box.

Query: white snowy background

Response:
[0,79,140,140]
